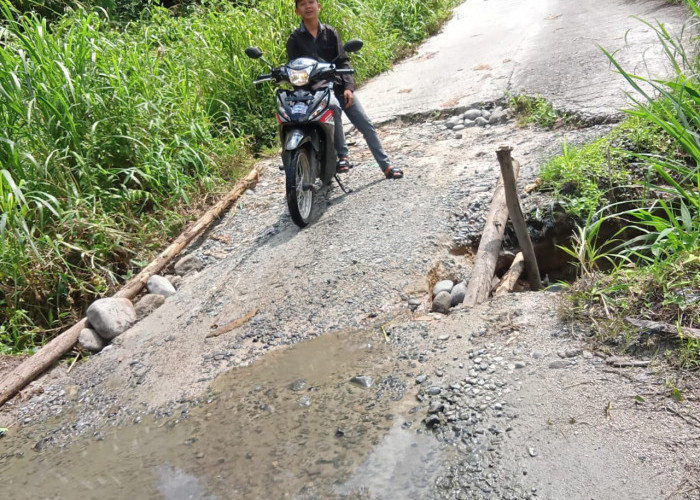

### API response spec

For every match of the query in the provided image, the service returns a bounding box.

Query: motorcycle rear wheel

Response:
[286,148,313,227]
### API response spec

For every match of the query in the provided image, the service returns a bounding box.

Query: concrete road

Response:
[357,0,691,123]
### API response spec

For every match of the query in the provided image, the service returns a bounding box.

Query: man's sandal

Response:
[336,159,353,173]
[383,166,404,179]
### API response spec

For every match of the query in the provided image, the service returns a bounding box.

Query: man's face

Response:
[295,0,321,21]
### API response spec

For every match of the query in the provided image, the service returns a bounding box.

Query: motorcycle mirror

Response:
[343,39,363,53]
[245,47,263,59]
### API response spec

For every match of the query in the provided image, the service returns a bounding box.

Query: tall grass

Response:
[0,0,461,353]
[558,0,700,364]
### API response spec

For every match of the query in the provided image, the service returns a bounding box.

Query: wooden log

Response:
[463,159,520,307]
[496,146,541,291]
[493,252,525,296]
[0,166,261,408]
[0,318,86,408]
[625,317,700,340]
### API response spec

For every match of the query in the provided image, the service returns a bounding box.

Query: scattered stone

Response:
[427,386,442,395]
[86,298,137,340]
[350,375,374,389]
[514,362,526,369]
[424,414,441,428]
[527,446,537,457]
[437,335,450,341]
[565,349,583,358]
[78,328,105,352]
[531,351,545,360]
[488,107,508,124]
[174,254,204,276]
[433,280,454,298]
[415,374,427,384]
[463,109,482,121]
[146,275,176,298]
[475,117,489,127]
[290,379,307,391]
[445,116,461,129]
[548,360,570,369]
[450,281,466,307]
[432,291,452,314]
[134,294,166,321]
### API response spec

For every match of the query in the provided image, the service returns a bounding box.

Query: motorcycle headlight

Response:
[289,69,310,86]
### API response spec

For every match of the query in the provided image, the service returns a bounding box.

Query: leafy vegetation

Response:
[0,0,461,353]
[547,0,700,368]
[507,93,560,129]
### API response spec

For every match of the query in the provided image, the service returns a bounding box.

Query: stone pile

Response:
[77,254,204,353]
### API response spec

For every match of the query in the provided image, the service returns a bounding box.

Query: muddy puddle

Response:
[0,330,452,499]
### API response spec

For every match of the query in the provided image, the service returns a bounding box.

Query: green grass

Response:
[0,0,461,354]
[539,116,678,217]
[549,0,700,369]
[507,93,560,129]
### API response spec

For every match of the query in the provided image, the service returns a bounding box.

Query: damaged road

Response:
[1,1,699,499]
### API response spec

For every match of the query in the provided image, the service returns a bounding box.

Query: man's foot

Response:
[383,166,404,179]
[336,158,352,173]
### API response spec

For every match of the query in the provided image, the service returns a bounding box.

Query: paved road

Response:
[358,0,690,123]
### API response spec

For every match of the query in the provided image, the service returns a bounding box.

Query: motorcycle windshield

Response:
[288,57,318,71]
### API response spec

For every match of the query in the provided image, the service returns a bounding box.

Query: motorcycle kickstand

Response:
[334,174,352,194]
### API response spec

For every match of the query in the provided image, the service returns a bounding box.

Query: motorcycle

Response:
[244,40,363,227]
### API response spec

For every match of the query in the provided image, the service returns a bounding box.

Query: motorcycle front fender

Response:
[284,128,319,152]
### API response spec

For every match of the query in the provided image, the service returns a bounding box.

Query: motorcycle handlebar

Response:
[335,68,355,75]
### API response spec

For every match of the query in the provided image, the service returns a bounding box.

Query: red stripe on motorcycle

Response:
[276,113,282,124]
[320,110,334,123]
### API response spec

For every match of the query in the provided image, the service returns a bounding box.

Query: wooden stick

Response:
[206,308,258,338]
[493,252,525,296]
[0,166,261,408]
[625,317,700,340]
[463,159,520,307]
[496,146,541,291]
[606,357,652,368]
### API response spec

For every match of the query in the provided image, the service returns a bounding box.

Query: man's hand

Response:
[344,89,354,108]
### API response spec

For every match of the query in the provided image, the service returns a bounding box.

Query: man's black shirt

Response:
[286,22,355,99]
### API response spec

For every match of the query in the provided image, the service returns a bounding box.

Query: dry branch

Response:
[625,317,700,340]
[206,308,258,338]
[463,159,520,307]
[0,166,261,408]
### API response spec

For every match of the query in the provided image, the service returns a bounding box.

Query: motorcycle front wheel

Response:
[285,148,313,227]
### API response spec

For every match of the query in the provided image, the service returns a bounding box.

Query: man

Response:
[286,0,404,179]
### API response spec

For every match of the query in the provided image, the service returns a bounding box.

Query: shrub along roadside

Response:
[0,0,461,353]
[540,0,700,369]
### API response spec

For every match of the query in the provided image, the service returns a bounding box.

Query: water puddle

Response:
[0,330,450,499]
